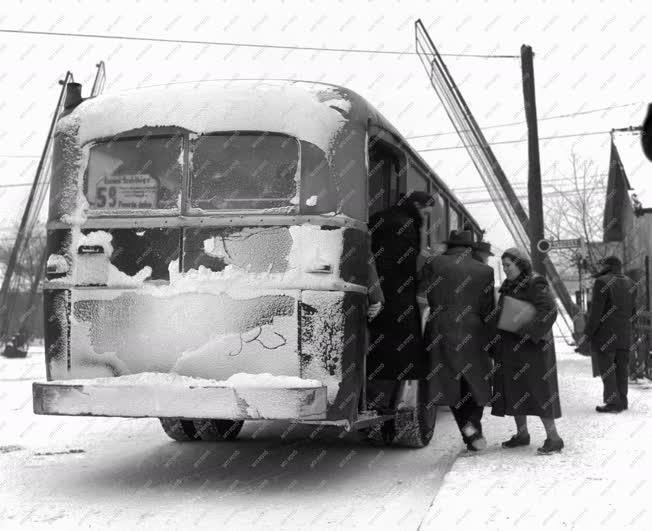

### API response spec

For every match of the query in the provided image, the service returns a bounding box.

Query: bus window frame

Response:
[366,125,408,219]
[81,132,186,218]
[79,130,304,218]
[186,131,302,215]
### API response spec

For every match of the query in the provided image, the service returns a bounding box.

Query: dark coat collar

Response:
[500,271,531,294]
[445,246,472,256]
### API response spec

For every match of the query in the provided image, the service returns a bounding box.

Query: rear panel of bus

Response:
[44,129,368,422]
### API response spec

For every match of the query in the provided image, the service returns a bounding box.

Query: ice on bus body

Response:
[49,225,352,404]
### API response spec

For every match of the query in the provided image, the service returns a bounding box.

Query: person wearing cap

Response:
[491,247,564,454]
[366,191,437,420]
[421,229,495,451]
[472,240,494,265]
[583,255,637,413]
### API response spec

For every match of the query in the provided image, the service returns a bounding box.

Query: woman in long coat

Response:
[491,247,564,454]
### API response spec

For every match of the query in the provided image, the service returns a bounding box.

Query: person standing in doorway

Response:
[584,256,637,413]
[366,191,436,415]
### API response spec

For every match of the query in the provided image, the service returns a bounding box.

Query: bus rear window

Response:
[190,133,299,210]
[85,137,182,211]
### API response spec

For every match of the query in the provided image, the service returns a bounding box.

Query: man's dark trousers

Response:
[598,349,629,408]
[451,377,484,442]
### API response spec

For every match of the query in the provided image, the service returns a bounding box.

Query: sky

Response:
[0,0,651,262]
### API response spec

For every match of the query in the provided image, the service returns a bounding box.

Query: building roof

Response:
[612,133,651,208]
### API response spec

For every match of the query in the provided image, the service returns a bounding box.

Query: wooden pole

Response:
[521,45,545,275]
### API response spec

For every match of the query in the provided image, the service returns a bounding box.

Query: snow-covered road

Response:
[0,347,463,530]
[422,344,652,530]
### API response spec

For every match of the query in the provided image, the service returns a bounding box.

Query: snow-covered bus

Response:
[33,80,483,447]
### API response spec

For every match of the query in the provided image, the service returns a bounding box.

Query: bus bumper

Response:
[32,374,328,420]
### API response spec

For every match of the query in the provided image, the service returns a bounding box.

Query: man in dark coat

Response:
[584,256,637,413]
[420,230,495,451]
[367,191,435,412]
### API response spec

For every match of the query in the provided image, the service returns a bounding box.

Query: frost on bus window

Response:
[190,133,299,210]
[183,226,293,273]
[85,136,182,211]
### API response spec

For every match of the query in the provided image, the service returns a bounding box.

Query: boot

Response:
[536,438,564,455]
[501,433,531,448]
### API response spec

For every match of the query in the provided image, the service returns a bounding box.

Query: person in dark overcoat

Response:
[583,256,637,413]
[367,191,436,412]
[421,230,495,451]
[491,247,564,455]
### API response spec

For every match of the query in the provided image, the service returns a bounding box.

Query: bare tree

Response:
[545,153,611,275]
[0,222,46,292]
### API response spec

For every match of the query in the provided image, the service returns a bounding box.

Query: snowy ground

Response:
[422,341,652,530]
[0,346,462,530]
[2,342,650,530]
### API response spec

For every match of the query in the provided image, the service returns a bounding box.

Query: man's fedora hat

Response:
[473,240,494,256]
[445,230,475,246]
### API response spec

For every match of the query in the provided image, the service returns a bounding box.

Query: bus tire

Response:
[159,418,201,441]
[193,419,243,441]
[391,381,438,448]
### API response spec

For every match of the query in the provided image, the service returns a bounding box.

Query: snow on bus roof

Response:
[59,80,355,153]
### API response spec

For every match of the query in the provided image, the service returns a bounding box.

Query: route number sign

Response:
[93,174,158,209]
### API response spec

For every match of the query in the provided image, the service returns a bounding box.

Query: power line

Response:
[463,186,607,205]
[417,130,612,152]
[0,28,520,59]
[452,175,608,194]
[405,102,645,139]
[0,182,48,189]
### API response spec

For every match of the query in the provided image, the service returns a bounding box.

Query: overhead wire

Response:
[0,28,520,58]
[405,102,645,139]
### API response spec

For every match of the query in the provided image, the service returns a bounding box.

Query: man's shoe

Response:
[537,438,564,454]
[596,404,624,413]
[501,433,531,448]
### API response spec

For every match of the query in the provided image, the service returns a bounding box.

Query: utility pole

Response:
[521,44,545,276]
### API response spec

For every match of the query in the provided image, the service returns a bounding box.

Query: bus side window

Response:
[367,138,404,218]
[430,191,448,247]
[449,205,463,231]
[407,161,431,248]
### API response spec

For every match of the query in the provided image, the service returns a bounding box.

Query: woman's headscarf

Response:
[501,247,532,276]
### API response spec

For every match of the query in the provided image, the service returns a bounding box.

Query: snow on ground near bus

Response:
[0,345,463,530]
[57,81,352,155]
[422,342,652,530]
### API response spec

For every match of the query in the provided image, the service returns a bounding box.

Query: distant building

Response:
[602,134,651,376]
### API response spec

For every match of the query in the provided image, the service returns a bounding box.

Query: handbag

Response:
[497,295,536,333]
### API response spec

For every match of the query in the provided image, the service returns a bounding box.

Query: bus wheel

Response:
[391,381,437,448]
[193,419,243,441]
[159,418,201,441]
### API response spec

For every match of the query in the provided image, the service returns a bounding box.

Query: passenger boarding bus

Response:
[34,80,484,448]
